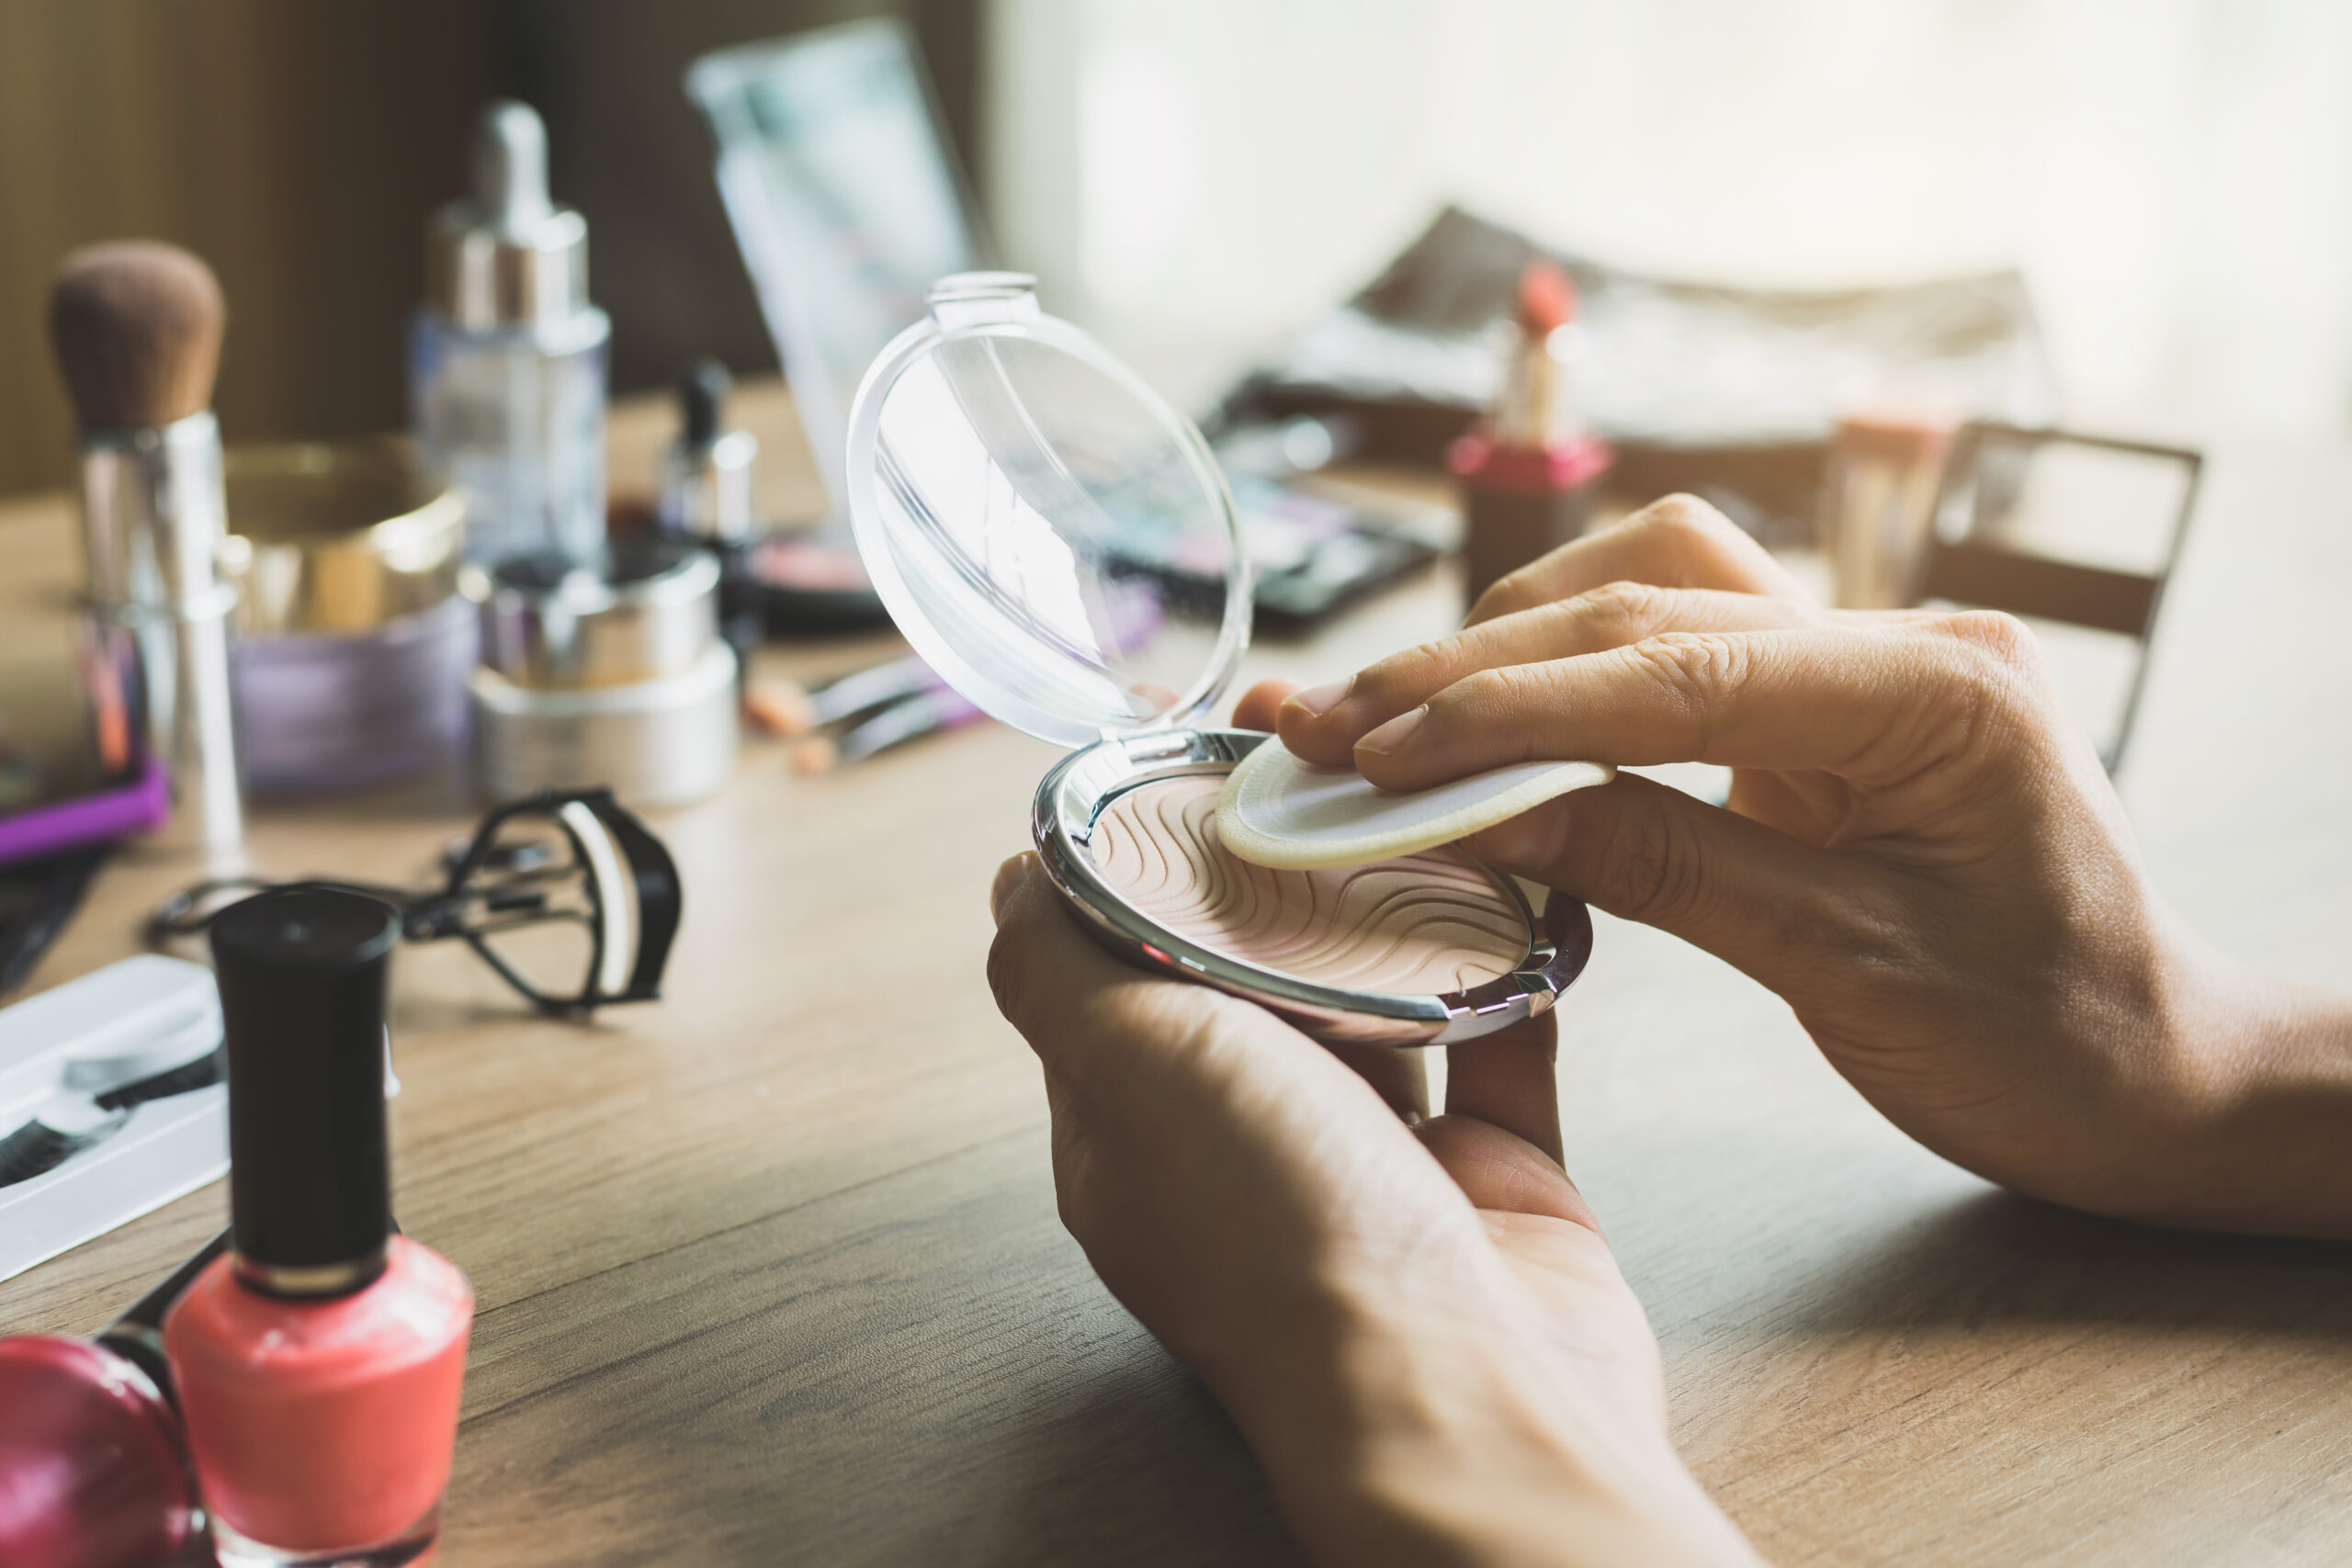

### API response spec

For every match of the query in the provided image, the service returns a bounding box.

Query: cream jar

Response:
[463,538,737,807]
[222,438,474,795]
[845,275,1600,1046]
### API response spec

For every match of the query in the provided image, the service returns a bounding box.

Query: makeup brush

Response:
[747,652,947,739]
[48,243,225,433]
[741,680,818,738]
[46,242,243,856]
[788,686,984,774]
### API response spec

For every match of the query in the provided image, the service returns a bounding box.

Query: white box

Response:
[0,955,228,1285]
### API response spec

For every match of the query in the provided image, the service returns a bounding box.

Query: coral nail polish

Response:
[164,888,472,1568]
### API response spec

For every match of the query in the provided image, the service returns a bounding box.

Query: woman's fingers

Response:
[1467,493,1808,626]
[1279,583,1822,766]
[1414,1007,1588,1230]
[1418,1116,1599,1232]
[989,852,1430,1120]
[1232,679,1300,734]
[989,853,1182,1090]
[1330,1042,1430,1122]
[1441,1010,1561,1165]
[1350,615,2035,794]
[990,864,1580,1235]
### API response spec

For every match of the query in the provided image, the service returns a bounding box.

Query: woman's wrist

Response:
[2146,944,2352,1238]
[2047,913,2352,1238]
[1211,1270,1755,1568]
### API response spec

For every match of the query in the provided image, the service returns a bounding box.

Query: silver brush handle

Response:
[80,412,243,857]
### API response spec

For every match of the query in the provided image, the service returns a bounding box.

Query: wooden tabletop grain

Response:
[1,389,2346,1567]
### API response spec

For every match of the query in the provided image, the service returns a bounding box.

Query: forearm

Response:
[1213,1286,1760,1568]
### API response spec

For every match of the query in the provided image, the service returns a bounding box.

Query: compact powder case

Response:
[846,274,1594,1046]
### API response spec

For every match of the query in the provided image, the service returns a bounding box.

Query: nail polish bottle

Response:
[164,888,472,1568]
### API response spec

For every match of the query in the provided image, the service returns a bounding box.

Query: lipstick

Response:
[164,888,472,1568]
[1447,258,1612,607]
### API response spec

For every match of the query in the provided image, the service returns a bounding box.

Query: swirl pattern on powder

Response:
[1089,775,1528,996]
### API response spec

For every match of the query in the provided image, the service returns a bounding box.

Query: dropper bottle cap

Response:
[209,888,399,1299]
[426,99,592,333]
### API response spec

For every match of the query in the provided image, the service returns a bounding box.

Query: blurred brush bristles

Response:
[48,242,227,430]
[788,736,841,776]
[741,679,817,738]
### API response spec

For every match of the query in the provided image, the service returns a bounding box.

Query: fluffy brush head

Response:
[1514,258,1576,337]
[48,242,226,431]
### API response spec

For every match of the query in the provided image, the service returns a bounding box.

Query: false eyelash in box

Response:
[0,954,229,1285]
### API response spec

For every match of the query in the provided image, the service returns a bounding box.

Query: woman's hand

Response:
[1267,494,2352,1238]
[989,838,1760,1568]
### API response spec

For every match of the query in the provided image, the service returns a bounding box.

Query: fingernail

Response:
[1356,705,1428,757]
[1285,679,1351,720]
[989,854,1029,924]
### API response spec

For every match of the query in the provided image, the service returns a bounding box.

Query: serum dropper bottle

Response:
[164,888,472,1568]
[413,99,611,567]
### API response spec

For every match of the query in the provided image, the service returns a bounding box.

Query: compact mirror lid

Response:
[843,274,1250,749]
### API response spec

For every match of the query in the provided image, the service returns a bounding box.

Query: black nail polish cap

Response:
[209,888,399,1297]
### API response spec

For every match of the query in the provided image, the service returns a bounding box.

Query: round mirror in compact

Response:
[845,274,1603,1045]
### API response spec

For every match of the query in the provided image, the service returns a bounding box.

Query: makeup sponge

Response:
[1216,739,1612,871]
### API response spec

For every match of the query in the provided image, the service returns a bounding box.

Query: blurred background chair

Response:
[1901,422,2201,773]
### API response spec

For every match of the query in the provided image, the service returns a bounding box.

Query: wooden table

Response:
[3,390,2347,1567]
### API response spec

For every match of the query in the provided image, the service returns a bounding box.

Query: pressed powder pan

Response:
[1033,730,1592,1044]
[1091,776,1529,995]
[846,275,1602,1045]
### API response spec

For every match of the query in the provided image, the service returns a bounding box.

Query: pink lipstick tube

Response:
[164,888,472,1567]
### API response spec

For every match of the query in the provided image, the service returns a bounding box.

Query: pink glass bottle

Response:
[0,1230,226,1568]
[164,888,472,1567]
